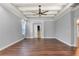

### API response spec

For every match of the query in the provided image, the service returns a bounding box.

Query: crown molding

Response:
[54,3,73,21]
[0,3,27,20]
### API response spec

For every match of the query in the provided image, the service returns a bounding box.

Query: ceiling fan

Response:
[32,5,49,16]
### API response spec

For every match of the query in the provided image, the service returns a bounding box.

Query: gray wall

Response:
[73,6,79,46]
[25,6,79,46]
[44,21,56,38]
[26,17,56,38]
[0,6,23,49]
[25,21,31,38]
[55,6,79,47]
[56,8,72,46]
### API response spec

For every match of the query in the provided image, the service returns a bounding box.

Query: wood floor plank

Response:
[0,38,76,56]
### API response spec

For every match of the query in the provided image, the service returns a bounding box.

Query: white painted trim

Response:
[72,5,79,11]
[56,38,75,47]
[0,38,24,51]
[56,4,73,16]
[26,37,34,38]
[28,18,55,21]
[54,4,73,21]
[43,37,56,38]
[54,8,72,21]
[0,3,27,20]
[26,37,56,39]
[24,37,76,47]
[32,21,44,38]
[42,21,44,38]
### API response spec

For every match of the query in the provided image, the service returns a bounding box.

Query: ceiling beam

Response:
[18,6,63,11]
[13,3,67,7]
[25,15,55,17]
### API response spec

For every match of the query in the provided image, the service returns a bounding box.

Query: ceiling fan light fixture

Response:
[39,5,41,7]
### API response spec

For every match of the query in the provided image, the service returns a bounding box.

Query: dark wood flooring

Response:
[0,38,76,56]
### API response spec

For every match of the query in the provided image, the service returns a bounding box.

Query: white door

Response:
[33,23,42,38]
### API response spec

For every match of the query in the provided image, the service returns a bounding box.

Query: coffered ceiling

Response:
[12,3,70,18]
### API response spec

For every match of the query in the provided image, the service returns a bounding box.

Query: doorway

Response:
[33,23,43,38]
[76,20,79,47]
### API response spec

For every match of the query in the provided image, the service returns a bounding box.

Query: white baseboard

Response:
[0,37,76,51]
[43,37,56,39]
[26,37,56,39]
[26,37,33,38]
[26,37,76,47]
[0,38,24,51]
[56,38,74,47]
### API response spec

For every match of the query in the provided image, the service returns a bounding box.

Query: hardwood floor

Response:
[75,37,79,55]
[0,38,76,56]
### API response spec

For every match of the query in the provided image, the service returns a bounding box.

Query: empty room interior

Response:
[0,3,79,56]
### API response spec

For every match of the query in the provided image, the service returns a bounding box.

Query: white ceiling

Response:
[12,3,69,17]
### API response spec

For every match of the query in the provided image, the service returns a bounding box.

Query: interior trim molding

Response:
[0,3,27,20]
[56,38,76,47]
[54,4,73,21]
[26,37,77,47]
[0,38,24,51]
[25,37,56,39]
[1,37,75,51]
[43,37,56,38]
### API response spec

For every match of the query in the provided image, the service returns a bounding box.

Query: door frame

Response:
[33,23,44,38]
[74,19,79,47]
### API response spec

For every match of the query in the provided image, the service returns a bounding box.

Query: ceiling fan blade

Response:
[42,10,49,13]
[41,13,47,15]
[30,11,38,14]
